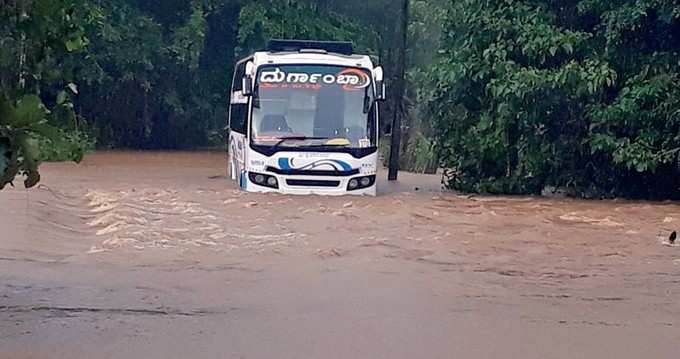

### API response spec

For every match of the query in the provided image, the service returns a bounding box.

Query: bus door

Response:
[229,59,250,186]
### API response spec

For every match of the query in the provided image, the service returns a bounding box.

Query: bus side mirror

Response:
[242,75,253,96]
[376,81,386,101]
[242,61,255,96]
[374,66,386,101]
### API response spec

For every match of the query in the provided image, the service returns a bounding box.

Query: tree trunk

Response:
[388,0,409,181]
[17,2,29,90]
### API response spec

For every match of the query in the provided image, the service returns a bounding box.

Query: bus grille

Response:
[286,179,341,188]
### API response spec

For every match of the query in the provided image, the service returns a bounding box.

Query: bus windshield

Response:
[252,65,377,149]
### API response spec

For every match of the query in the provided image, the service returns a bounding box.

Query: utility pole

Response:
[388,0,409,181]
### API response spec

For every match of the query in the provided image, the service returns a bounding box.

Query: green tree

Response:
[1,0,93,189]
[236,0,371,56]
[424,0,680,199]
[71,0,378,150]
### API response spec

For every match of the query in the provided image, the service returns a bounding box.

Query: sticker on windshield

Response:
[359,138,371,148]
[260,67,371,91]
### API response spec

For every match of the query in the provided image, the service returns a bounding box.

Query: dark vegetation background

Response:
[2,0,680,199]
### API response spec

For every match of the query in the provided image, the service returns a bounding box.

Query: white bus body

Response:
[228,41,385,196]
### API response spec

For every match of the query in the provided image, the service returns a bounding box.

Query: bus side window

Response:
[230,104,247,134]
[230,61,248,134]
[233,61,246,92]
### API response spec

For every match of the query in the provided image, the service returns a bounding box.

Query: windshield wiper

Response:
[273,136,329,147]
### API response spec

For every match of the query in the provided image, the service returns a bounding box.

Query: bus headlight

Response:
[248,172,279,189]
[347,175,375,191]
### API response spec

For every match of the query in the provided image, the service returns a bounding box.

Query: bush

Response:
[424,0,680,199]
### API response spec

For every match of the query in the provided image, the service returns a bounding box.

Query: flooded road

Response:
[1,151,679,358]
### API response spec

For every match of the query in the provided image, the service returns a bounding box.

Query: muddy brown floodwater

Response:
[1,151,680,359]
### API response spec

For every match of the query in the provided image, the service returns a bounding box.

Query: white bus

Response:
[228,40,385,196]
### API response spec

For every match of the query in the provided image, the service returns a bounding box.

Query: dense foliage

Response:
[1,0,91,189]
[424,0,680,198]
[72,0,398,149]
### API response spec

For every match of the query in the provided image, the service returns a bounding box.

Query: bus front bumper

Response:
[244,172,377,196]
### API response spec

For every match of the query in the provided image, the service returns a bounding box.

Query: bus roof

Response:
[248,51,375,70]
[267,40,354,56]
